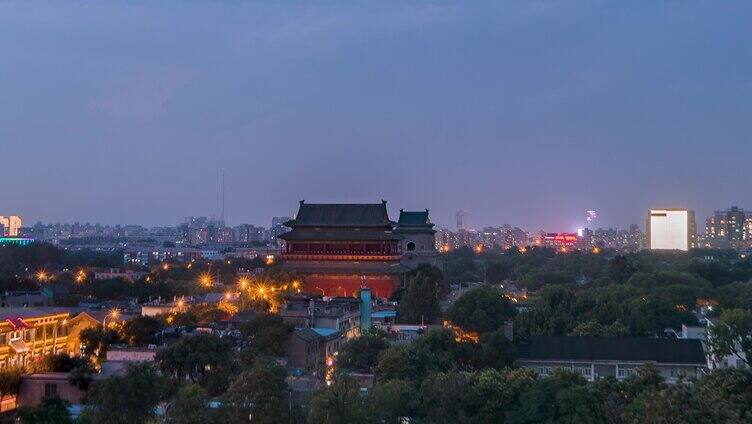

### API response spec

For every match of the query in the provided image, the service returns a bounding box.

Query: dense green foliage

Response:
[238,313,294,366]
[14,396,73,424]
[220,359,295,424]
[446,286,515,333]
[164,384,218,424]
[81,363,166,424]
[337,328,390,372]
[7,244,752,423]
[156,332,238,396]
[396,265,449,324]
[441,247,752,337]
[311,365,752,423]
[706,308,752,367]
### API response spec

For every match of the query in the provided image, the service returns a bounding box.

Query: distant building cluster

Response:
[436,225,530,252]
[7,204,752,258]
[436,224,645,253]
[701,206,752,249]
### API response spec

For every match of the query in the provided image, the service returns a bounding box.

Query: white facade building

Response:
[647,209,696,251]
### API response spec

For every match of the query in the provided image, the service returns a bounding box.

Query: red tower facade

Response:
[279,201,406,299]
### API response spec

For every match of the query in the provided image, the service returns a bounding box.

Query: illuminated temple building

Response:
[279,201,409,299]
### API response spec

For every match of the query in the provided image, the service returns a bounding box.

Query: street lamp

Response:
[103,309,119,329]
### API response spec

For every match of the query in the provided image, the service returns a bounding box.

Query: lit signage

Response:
[544,233,578,244]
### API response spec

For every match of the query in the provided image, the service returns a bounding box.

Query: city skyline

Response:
[8,201,752,233]
[2,2,751,230]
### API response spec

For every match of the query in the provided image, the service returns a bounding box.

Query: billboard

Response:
[649,209,689,251]
[544,233,578,245]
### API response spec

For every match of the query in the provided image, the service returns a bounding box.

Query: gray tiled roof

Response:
[287,201,393,228]
[517,336,706,365]
[397,210,432,227]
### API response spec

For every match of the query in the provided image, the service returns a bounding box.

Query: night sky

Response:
[2,1,750,231]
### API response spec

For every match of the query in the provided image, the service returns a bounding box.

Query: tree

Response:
[365,379,418,424]
[375,328,468,382]
[307,375,367,424]
[164,384,217,424]
[473,368,536,424]
[508,370,601,424]
[15,396,72,424]
[121,315,163,346]
[0,367,22,399]
[398,265,448,324]
[446,286,515,334]
[420,371,479,424]
[706,308,752,367]
[31,352,92,373]
[79,326,121,360]
[570,319,629,337]
[474,329,515,369]
[221,359,292,424]
[82,363,165,424]
[338,328,390,372]
[238,313,293,366]
[156,332,236,395]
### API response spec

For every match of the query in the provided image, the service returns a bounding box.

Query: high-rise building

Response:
[0,215,22,237]
[705,206,750,248]
[270,216,292,246]
[647,209,696,251]
[236,224,265,244]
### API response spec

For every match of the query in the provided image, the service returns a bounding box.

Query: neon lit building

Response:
[0,237,34,246]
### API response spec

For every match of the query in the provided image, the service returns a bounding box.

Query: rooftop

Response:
[286,201,393,228]
[0,307,69,321]
[397,210,433,227]
[517,336,707,365]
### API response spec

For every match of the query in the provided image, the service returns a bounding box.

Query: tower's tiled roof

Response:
[286,201,393,228]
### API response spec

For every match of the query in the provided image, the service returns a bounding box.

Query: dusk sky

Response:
[1,1,750,231]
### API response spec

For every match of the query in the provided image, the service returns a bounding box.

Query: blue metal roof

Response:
[311,327,339,337]
[371,311,397,318]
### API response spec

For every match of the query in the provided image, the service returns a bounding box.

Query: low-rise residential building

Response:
[123,247,202,266]
[100,346,158,376]
[0,290,51,308]
[93,269,148,282]
[16,373,85,410]
[516,336,707,383]
[286,327,344,374]
[279,296,361,339]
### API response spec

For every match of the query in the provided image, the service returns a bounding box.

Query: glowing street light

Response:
[237,277,250,290]
[162,263,170,271]
[199,273,213,287]
[74,270,86,283]
[35,270,48,282]
[103,309,119,328]
[265,255,275,265]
